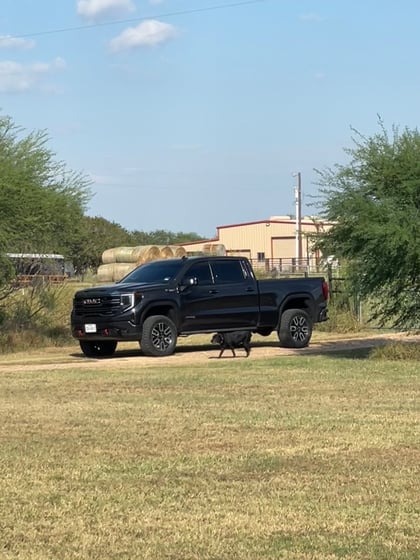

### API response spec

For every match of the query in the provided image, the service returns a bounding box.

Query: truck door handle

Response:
[245,287,255,292]
[208,289,219,294]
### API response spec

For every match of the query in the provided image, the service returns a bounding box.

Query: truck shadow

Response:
[70,335,418,361]
[177,339,377,360]
[169,335,415,360]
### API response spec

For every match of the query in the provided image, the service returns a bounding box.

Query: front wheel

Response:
[140,315,177,357]
[278,309,312,348]
[79,340,117,358]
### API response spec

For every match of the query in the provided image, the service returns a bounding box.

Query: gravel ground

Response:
[0,331,418,373]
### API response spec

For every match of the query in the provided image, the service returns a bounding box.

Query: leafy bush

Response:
[316,303,362,333]
[0,283,77,353]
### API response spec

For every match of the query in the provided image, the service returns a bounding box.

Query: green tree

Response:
[0,114,91,259]
[72,216,133,274]
[315,120,420,329]
[130,229,205,245]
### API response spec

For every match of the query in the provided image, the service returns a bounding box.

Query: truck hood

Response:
[75,281,171,297]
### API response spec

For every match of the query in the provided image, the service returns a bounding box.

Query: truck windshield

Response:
[119,260,184,284]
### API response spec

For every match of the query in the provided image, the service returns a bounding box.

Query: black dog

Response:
[211,331,252,358]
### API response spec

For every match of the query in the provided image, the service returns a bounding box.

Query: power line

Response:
[13,0,268,40]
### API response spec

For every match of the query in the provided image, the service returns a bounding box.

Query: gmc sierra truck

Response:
[71,256,328,358]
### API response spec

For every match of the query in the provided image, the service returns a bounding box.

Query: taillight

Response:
[322,280,329,301]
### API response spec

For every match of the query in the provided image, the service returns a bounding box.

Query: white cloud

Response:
[77,0,135,20]
[0,57,66,93]
[110,19,178,52]
[0,35,36,49]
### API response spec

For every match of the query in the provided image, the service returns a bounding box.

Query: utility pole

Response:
[294,172,303,263]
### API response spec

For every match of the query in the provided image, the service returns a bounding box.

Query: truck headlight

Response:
[120,292,142,308]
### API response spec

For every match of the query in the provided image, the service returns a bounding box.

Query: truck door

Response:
[179,261,217,331]
[209,259,259,328]
[180,259,259,331]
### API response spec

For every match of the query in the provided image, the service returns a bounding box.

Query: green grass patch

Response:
[0,356,419,559]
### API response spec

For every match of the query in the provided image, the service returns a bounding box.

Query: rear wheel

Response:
[278,309,312,348]
[140,315,177,357]
[79,340,117,358]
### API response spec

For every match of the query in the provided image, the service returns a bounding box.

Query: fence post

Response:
[327,264,334,304]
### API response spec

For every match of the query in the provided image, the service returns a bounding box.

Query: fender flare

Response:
[277,293,316,325]
[138,300,181,329]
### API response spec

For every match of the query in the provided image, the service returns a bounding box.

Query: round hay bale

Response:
[113,263,137,281]
[114,247,138,263]
[203,243,226,256]
[102,247,137,264]
[159,246,175,259]
[170,246,187,257]
[102,248,118,264]
[97,263,136,282]
[131,245,161,265]
[97,263,116,283]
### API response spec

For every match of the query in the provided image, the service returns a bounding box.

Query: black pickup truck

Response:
[71,256,328,358]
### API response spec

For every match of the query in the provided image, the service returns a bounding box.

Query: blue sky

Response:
[1,0,420,238]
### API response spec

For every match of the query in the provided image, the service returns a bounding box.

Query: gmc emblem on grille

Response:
[83,298,101,305]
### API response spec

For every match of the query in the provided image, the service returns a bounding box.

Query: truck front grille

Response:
[73,294,121,318]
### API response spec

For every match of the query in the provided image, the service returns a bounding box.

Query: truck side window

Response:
[187,262,213,285]
[211,260,245,284]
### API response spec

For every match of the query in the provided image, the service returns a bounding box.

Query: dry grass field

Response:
[0,334,419,559]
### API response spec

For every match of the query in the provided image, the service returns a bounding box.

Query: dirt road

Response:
[0,331,418,374]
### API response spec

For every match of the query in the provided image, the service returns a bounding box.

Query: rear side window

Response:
[210,260,245,284]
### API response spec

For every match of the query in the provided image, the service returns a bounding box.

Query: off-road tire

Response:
[278,309,312,348]
[140,315,177,357]
[79,340,117,358]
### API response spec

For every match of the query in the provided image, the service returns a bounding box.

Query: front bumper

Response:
[71,315,141,342]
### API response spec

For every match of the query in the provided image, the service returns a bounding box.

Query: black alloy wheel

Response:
[140,315,177,357]
[278,308,313,348]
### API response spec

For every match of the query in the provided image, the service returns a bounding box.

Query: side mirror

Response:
[181,276,198,287]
